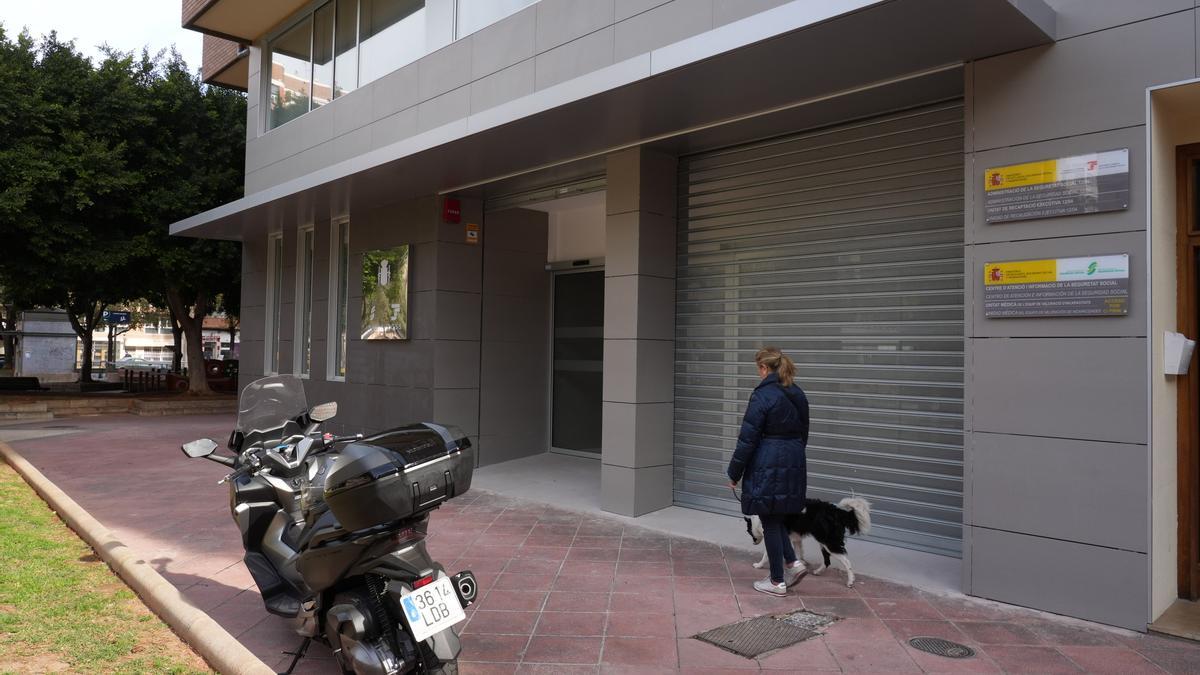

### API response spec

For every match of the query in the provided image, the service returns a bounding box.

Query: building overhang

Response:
[171,0,1055,241]
[184,0,310,44]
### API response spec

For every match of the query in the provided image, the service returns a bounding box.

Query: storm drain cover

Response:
[908,636,976,659]
[777,609,838,632]
[693,616,819,658]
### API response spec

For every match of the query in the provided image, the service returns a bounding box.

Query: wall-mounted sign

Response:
[465,223,479,245]
[360,245,410,340]
[983,254,1129,318]
[984,149,1129,223]
[442,197,462,224]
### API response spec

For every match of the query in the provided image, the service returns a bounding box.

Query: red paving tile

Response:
[522,635,603,664]
[982,645,1085,674]
[9,413,1200,674]
[1057,646,1167,674]
[601,637,679,667]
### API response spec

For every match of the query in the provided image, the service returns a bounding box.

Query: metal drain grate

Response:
[693,616,819,658]
[777,609,837,632]
[908,636,976,659]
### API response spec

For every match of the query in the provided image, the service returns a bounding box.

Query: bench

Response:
[0,377,48,391]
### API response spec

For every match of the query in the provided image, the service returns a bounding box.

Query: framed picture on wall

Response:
[360,245,410,340]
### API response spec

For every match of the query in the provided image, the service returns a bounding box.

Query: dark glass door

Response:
[551,271,604,454]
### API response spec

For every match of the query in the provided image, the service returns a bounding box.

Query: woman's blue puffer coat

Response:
[726,372,810,516]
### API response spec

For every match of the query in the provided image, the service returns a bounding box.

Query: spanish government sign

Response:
[983,254,1129,318]
[984,149,1129,223]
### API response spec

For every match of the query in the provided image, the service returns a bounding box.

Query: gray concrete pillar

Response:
[601,147,677,517]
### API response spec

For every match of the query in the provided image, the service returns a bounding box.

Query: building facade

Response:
[177,0,1200,632]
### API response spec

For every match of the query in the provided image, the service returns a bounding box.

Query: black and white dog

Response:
[744,497,871,587]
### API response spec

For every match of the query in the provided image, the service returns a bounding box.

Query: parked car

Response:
[114,355,156,370]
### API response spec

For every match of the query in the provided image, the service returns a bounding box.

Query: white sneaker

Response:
[753,578,787,596]
[784,562,808,587]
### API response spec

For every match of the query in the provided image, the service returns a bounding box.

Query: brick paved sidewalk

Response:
[5,415,1200,673]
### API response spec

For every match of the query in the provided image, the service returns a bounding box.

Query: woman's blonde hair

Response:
[755,346,796,387]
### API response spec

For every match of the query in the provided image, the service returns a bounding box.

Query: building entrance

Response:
[550,270,604,457]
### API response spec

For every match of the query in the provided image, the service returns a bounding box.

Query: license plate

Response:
[400,577,466,642]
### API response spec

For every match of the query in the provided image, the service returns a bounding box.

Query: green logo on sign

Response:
[1087,261,1098,275]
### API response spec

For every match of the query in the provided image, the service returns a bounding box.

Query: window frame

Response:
[326,218,351,382]
[265,232,285,376]
[294,225,316,379]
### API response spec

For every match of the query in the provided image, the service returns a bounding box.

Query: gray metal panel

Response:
[970,432,1147,552]
[971,337,1148,443]
[973,11,1195,150]
[1043,0,1191,40]
[969,525,1147,630]
[675,102,965,557]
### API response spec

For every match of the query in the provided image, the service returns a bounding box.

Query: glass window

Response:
[267,234,285,374]
[330,221,350,378]
[359,0,426,86]
[334,0,359,98]
[312,2,335,109]
[296,228,315,377]
[268,16,313,129]
[455,0,536,38]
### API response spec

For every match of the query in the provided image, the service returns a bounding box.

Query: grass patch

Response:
[0,462,212,674]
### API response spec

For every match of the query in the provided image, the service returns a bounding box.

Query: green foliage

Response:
[0,25,246,380]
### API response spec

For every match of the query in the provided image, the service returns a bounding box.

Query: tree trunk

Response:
[66,299,105,383]
[227,316,238,358]
[165,288,213,395]
[170,313,184,374]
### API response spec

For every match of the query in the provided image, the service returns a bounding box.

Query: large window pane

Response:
[312,2,335,109]
[331,221,350,378]
[268,16,313,129]
[298,229,314,376]
[334,0,359,98]
[268,235,284,374]
[359,0,426,86]
[456,0,536,38]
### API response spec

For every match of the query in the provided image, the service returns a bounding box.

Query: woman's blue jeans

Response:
[760,514,797,584]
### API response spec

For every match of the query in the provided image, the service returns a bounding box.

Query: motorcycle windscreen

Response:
[237,374,309,447]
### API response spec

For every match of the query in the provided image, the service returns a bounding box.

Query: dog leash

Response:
[729,484,741,501]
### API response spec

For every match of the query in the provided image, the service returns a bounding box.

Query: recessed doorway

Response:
[550,269,604,457]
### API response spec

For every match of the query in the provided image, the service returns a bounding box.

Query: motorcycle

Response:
[181,374,478,674]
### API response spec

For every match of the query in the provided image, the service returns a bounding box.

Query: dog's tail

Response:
[838,497,872,535]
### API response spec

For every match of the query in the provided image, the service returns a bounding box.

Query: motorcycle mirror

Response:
[309,401,338,422]
[295,436,315,463]
[182,438,219,458]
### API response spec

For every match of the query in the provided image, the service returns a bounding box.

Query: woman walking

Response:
[727,346,810,596]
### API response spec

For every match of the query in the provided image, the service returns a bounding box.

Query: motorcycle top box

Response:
[324,422,474,531]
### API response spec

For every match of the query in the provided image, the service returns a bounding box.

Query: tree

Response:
[0,32,245,389]
[0,29,149,383]
[131,54,245,394]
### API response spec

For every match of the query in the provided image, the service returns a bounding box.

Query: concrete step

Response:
[131,398,236,416]
[44,399,132,416]
[0,412,55,425]
[0,401,49,414]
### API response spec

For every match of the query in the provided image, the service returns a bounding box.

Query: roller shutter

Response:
[673,101,965,557]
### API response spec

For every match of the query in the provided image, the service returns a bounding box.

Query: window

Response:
[266,233,285,374]
[334,0,359,97]
[455,0,536,38]
[312,2,335,109]
[358,0,426,86]
[295,227,315,377]
[266,0,426,129]
[328,220,350,379]
[268,15,313,129]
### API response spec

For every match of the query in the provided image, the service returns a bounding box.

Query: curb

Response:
[0,441,275,675]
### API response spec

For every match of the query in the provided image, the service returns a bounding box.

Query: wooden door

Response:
[1177,143,1200,600]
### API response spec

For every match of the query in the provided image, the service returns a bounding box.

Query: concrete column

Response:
[601,147,677,517]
